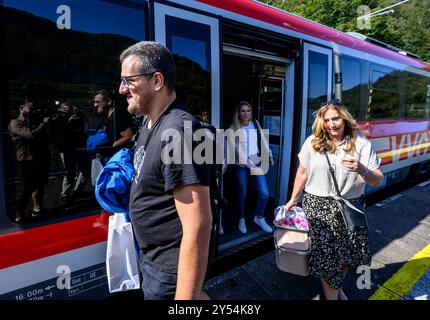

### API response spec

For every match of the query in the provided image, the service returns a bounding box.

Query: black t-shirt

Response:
[106,109,133,147]
[129,99,210,273]
[95,114,106,132]
[94,109,133,156]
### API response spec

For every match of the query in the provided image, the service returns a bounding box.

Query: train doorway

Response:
[219,47,295,251]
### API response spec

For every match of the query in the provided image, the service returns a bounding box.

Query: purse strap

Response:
[324,152,365,214]
[324,152,342,197]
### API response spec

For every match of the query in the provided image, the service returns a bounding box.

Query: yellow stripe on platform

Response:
[370,243,430,300]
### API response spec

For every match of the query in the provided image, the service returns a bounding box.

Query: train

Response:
[0,0,429,300]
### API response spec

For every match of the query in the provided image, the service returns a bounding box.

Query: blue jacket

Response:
[87,129,109,152]
[95,148,134,221]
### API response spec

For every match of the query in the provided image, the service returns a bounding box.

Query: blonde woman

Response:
[284,100,383,300]
[230,101,274,234]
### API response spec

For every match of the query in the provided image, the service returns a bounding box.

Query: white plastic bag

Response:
[91,157,104,186]
[106,213,140,293]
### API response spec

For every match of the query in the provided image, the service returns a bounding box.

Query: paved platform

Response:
[203,180,430,300]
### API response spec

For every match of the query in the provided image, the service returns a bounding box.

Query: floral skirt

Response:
[302,192,371,289]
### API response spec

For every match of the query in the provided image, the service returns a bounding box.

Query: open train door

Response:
[300,43,333,144]
[150,0,221,127]
[150,1,222,255]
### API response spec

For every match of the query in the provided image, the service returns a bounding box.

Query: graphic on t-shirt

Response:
[133,145,145,184]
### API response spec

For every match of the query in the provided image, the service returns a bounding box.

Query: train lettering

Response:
[372,130,430,166]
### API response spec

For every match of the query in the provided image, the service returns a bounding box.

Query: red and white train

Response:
[1,0,429,299]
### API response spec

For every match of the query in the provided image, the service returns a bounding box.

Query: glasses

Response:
[313,98,341,118]
[320,98,340,107]
[120,71,156,88]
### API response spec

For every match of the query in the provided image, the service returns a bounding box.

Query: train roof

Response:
[195,0,430,73]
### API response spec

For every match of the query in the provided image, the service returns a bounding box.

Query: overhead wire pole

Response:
[368,10,395,18]
[357,0,410,21]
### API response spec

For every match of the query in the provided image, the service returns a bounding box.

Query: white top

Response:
[298,134,381,199]
[241,121,259,160]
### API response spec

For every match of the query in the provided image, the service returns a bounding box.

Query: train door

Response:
[221,47,295,251]
[300,43,333,144]
[259,77,284,204]
[151,1,223,256]
[152,1,220,126]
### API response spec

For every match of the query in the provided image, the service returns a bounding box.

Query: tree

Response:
[260,0,430,62]
[262,0,377,30]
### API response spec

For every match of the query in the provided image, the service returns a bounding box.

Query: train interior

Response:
[217,22,299,251]
[219,54,285,247]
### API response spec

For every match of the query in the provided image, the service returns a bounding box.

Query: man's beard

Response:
[127,94,154,117]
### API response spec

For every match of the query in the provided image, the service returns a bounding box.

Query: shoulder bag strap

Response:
[253,119,262,157]
[324,152,364,214]
[323,152,341,197]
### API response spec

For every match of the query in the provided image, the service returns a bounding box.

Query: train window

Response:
[405,73,430,119]
[369,67,400,120]
[165,15,211,120]
[306,51,329,134]
[369,90,400,120]
[2,0,146,224]
[371,69,398,91]
[340,56,361,118]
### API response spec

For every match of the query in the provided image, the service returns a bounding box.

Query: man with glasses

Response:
[119,41,212,300]
[92,89,134,163]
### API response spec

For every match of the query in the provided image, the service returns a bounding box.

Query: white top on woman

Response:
[230,120,272,170]
[298,134,381,199]
[242,121,259,159]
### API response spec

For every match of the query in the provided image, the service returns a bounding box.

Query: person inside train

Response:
[8,102,51,222]
[49,102,89,202]
[229,101,274,234]
[284,99,384,300]
[93,89,134,164]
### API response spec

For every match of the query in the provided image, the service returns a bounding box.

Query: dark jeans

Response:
[139,260,177,300]
[60,150,90,197]
[17,160,47,214]
[232,165,269,218]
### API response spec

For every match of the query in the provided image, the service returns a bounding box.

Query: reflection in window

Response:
[340,56,361,119]
[371,69,398,91]
[2,0,146,223]
[262,77,284,114]
[369,90,400,120]
[307,51,328,135]
[369,67,400,120]
[165,16,211,121]
[405,73,430,119]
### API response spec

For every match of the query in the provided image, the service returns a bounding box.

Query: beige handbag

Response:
[274,227,311,276]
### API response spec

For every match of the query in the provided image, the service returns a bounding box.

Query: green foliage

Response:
[261,0,430,62]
